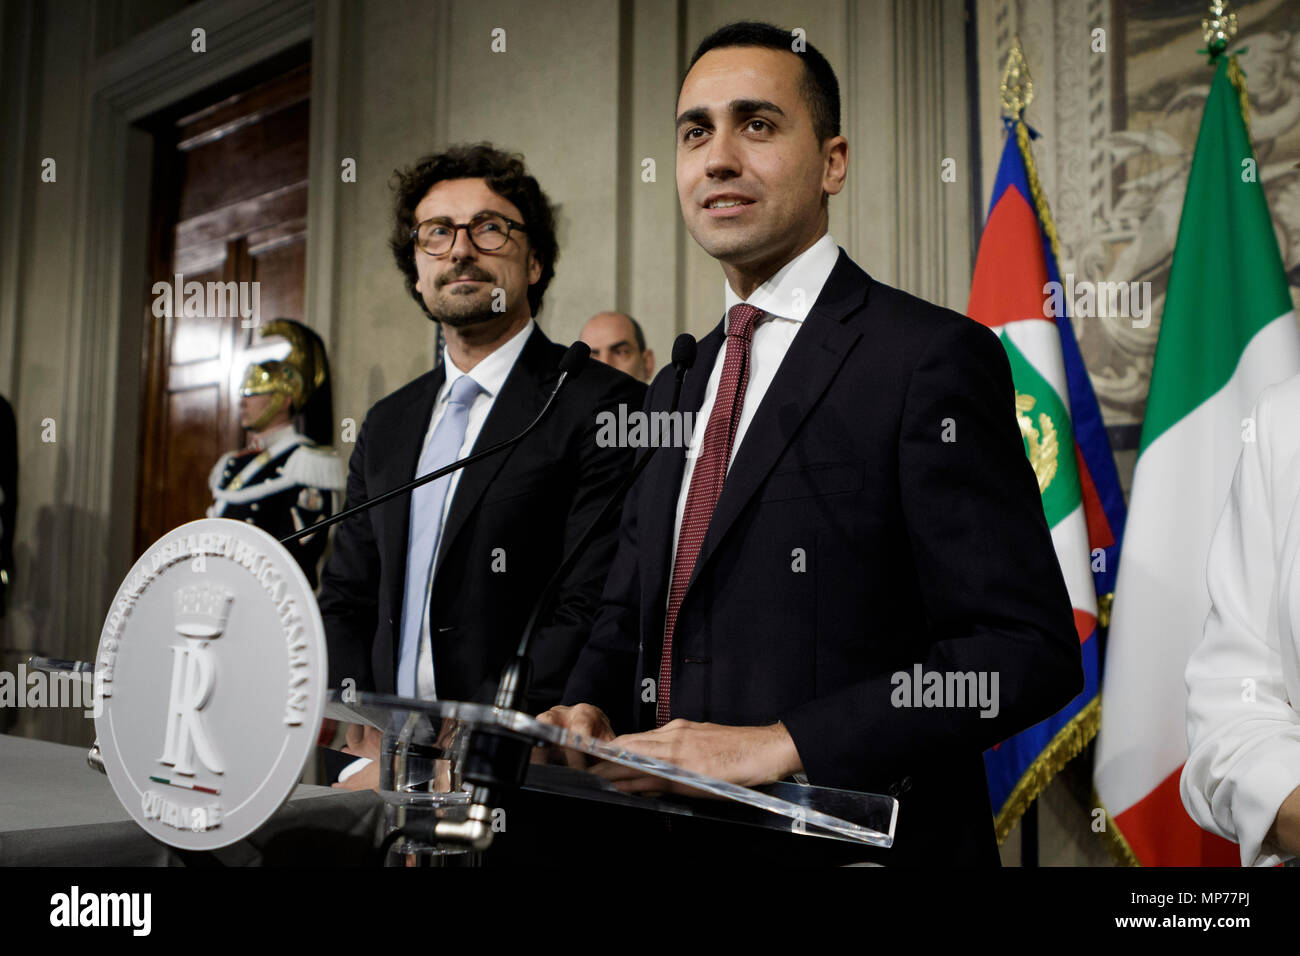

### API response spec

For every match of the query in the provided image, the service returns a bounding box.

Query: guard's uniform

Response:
[208,427,345,589]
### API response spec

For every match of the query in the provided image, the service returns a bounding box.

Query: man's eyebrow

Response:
[420,209,510,222]
[675,106,711,129]
[729,98,784,118]
[675,99,786,129]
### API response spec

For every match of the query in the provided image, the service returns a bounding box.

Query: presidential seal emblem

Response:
[93,517,326,850]
[1015,390,1058,494]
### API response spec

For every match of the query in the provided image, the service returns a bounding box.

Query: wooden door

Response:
[135,61,311,555]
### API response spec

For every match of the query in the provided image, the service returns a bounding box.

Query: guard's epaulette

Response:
[280,443,346,492]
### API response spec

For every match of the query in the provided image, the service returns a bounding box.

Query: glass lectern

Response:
[325,691,897,866]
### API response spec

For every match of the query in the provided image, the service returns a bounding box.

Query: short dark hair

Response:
[389,143,559,318]
[684,21,841,144]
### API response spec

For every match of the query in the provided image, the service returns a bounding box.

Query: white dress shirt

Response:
[668,233,840,575]
[1181,372,1300,866]
[414,318,534,699]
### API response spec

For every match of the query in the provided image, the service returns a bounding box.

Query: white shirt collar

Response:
[722,233,839,325]
[440,318,535,400]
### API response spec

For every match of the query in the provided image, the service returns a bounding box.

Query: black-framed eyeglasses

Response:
[410,212,527,256]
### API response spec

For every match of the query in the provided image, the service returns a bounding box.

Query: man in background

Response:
[580,311,655,382]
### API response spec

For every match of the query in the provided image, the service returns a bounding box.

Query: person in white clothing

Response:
[1182,372,1300,866]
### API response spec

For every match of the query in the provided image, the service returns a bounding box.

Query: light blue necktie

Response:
[397,373,483,698]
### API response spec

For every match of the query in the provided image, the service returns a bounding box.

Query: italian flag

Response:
[1093,55,1300,865]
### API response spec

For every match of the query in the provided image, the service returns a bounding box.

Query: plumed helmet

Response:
[238,319,327,413]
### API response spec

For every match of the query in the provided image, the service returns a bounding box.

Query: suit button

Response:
[244,518,255,524]
[250,502,259,511]
[901,776,913,793]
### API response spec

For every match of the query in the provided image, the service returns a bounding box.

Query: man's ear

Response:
[643,349,655,381]
[822,135,849,197]
[528,249,542,286]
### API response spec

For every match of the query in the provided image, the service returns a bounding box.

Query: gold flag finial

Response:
[1202,0,1238,58]
[1000,36,1034,119]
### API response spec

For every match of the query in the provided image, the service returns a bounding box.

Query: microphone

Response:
[668,331,697,419]
[278,341,591,546]
[444,334,699,825]
[495,332,697,709]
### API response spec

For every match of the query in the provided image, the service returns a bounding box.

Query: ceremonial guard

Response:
[208,319,345,589]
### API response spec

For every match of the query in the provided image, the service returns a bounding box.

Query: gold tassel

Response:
[1091,790,1143,866]
[1226,54,1252,139]
[1097,592,1114,629]
[994,696,1101,843]
[1013,119,1062,267]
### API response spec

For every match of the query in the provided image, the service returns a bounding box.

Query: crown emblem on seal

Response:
[172,583,235,639]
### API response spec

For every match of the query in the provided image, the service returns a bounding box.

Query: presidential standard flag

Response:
[968,108,1126,842]
[1093,53,1300,866]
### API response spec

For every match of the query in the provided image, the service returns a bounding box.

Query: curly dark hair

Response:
[389,143,559,318]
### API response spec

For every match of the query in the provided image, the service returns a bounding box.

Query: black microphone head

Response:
[560,341,591,378]
[672,333,698,370]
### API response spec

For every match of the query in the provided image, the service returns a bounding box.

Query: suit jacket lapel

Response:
[433,325,554,571]
[686,251,870,593]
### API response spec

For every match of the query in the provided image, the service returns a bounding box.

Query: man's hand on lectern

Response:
[591,720,803,796]
[534,703,616,770]
[331,722,381,792]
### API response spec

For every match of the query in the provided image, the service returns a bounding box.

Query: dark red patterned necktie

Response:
[657,303,763,726]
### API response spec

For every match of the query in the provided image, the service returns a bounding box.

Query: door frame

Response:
[68,0,344,657]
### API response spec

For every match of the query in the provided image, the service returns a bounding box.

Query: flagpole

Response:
[1021,802,1038,868]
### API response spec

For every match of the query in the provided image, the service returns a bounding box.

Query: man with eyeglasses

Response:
[318,143,645,789]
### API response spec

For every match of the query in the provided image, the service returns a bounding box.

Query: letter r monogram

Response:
[158,643,224,776]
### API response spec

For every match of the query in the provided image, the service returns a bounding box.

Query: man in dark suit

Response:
[318,145,645,784]
[539,22,1082,865]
